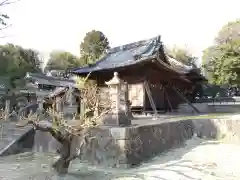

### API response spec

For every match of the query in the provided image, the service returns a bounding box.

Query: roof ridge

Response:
[107,35,161,54]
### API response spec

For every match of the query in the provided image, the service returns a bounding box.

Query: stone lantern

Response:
[103,72,131,126]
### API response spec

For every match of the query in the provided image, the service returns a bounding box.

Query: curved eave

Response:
[71,54,158,76]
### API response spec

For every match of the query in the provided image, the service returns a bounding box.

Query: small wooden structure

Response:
[24,72,77,112]
[72,36,206,114]
[25,72,75,89]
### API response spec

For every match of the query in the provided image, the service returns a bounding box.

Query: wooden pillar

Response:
[172,85,200,114]
[103,72,131,126]
[144,80,158,117]
[124,82,133,119]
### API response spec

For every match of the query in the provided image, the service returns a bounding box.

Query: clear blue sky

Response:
[0,0,240,66]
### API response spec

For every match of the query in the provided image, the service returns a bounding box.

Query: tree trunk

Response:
[52,140,71,174]
[35,120,72,174]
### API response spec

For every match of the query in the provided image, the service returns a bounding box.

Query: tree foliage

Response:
[215,19,240,44]
[202,19,240,85]
[47,51,81,71]
[80,30,110,65]
[166,46,197,67]
[0,44,41,77]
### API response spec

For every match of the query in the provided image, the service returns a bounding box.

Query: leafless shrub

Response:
[0,108,5,120]
[16,74,112,142]
[14,74,114,173]
[0,0,20,38]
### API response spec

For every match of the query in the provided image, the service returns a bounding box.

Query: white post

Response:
[4,100,10,120]
[37,97,44,112]
[56,96,63,114]
[68,86,73,106]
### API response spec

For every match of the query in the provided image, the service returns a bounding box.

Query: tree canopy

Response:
[166,46,197,67]
[80,30,110,65]
[215,19,240,44]
[202,19,240,85]
[0,44,41,77]
[47,51,81,71]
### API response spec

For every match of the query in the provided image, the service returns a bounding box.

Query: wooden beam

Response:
[144,80,158,117]
[171,86,200,113]
[164,87,173,112]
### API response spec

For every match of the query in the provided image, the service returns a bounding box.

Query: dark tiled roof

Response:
[25,72,75,87]
[166,56,193,74]
[72,36,162,74]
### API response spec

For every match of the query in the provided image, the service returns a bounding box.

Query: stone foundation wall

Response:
[192,117,240,141]
[77,117,240,167]
[5,116,240,168]
[74,119,194,168]
[0,128,35,156]
[124,120,194,166]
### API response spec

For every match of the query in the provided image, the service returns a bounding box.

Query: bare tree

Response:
[16,76,112,174]
[0,0,19,37]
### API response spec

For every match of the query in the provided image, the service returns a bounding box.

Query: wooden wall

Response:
[97,82,184,113]
[144,85,165,112]
[92,64,193,113]
[128,83,144,107]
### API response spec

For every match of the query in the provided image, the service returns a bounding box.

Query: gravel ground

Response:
[0,137,240,180]
[70,137,240,180]
[133,137,240,180]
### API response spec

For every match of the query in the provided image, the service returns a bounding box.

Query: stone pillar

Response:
[68,86,73,106]
[4,100,10,120]
[103,72,131,126]
[94,99,99,117]
[37,97,44,112]
[76,90,85,118]
[80,98,85,118]
[56,96,63,113]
